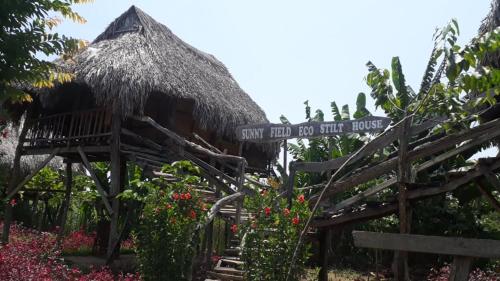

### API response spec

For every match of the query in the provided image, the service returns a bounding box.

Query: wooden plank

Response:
[5,148,60,200]
[77,146,113,215]
[352,231,500,258]
[475,179,500,212]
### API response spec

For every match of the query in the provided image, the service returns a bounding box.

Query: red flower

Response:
[292,216,300,225]
[165,204,172,210]
[230,224,238,234]
[185,192,192,200]
[189,210,196,219]
[180,193,186,200]
[297,194,305,204]
[264,207,271,216]
[9,199,16,207]
[283,208,290,216]
[172,192,180,200]
[211,255,221,263]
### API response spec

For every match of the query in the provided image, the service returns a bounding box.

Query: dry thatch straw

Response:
[36,5,271,142]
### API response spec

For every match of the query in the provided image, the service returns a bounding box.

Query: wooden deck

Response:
[22,108,112,152]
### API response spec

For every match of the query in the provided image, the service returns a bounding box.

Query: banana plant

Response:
[279,93,371,188]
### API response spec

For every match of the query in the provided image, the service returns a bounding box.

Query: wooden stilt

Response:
[318,228,332,281]
[107,107,123,260]
[2,123,29,244]
[205,221,214,263]
[57,161,73,244]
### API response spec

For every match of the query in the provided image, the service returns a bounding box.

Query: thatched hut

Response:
[2,5,276,256]
[20,5,275,170]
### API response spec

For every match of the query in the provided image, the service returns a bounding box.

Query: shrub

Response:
[133,161,207,281]
[241,186,312,281]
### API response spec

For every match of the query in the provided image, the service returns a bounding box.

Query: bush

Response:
[133,161,207,281]
[241,186,311,281]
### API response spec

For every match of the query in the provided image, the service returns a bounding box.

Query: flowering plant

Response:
[0,222,140,281]
[133,161,208,281]
[240,183,311,281]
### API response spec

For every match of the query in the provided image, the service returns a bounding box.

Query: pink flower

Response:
[297,194,305,204]
[283,208,291,216]
[9,199,16,207]
[292,216,300,225]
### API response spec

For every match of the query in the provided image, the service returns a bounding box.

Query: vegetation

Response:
[0,0,90,108]
[241,183,312,281]
[130,161,208,281]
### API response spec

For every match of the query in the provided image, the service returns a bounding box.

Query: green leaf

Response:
[341,104,350,120]
[391,56,409,109]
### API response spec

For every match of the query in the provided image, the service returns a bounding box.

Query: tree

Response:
[0,0,90,108]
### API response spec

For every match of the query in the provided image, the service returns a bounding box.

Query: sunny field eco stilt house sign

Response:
[237,116,391,142]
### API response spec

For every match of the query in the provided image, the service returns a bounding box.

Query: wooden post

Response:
[283,139,288,177]
[318,228,332,281]
[450,256,473,281]
[57,161,73,243]
[107,105,123,260]
[235,161,245,226]
[287,167,296,209]
[205,221,214,263]
[394,116,411,281]
[2,122,29,244]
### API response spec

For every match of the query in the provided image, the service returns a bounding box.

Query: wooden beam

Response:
[327,135,500,215]
[315,158,500,228]
[352,231,500,258]
[311,117,500,203]
[449,256,473,281]
[199,192,245,229]
[77,146,113,215]
[23,145,110,155]
[5,148,60,201]
[132,116,246,165]
[475,179,500,212]
[482,170,500,193]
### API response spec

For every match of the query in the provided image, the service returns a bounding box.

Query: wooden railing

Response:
[24,108,112,147]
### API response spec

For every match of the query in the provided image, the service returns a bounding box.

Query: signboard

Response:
[236,116,391,142]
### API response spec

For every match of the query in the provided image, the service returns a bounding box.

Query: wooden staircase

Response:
[206,236,245,281]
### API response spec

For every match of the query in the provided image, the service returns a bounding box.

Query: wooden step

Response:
[214,266,244,276]
[220,258,244,267]
[207,271,244,281]
[224,247,241,256]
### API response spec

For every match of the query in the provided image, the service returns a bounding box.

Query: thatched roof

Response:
[49,5,269,139]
